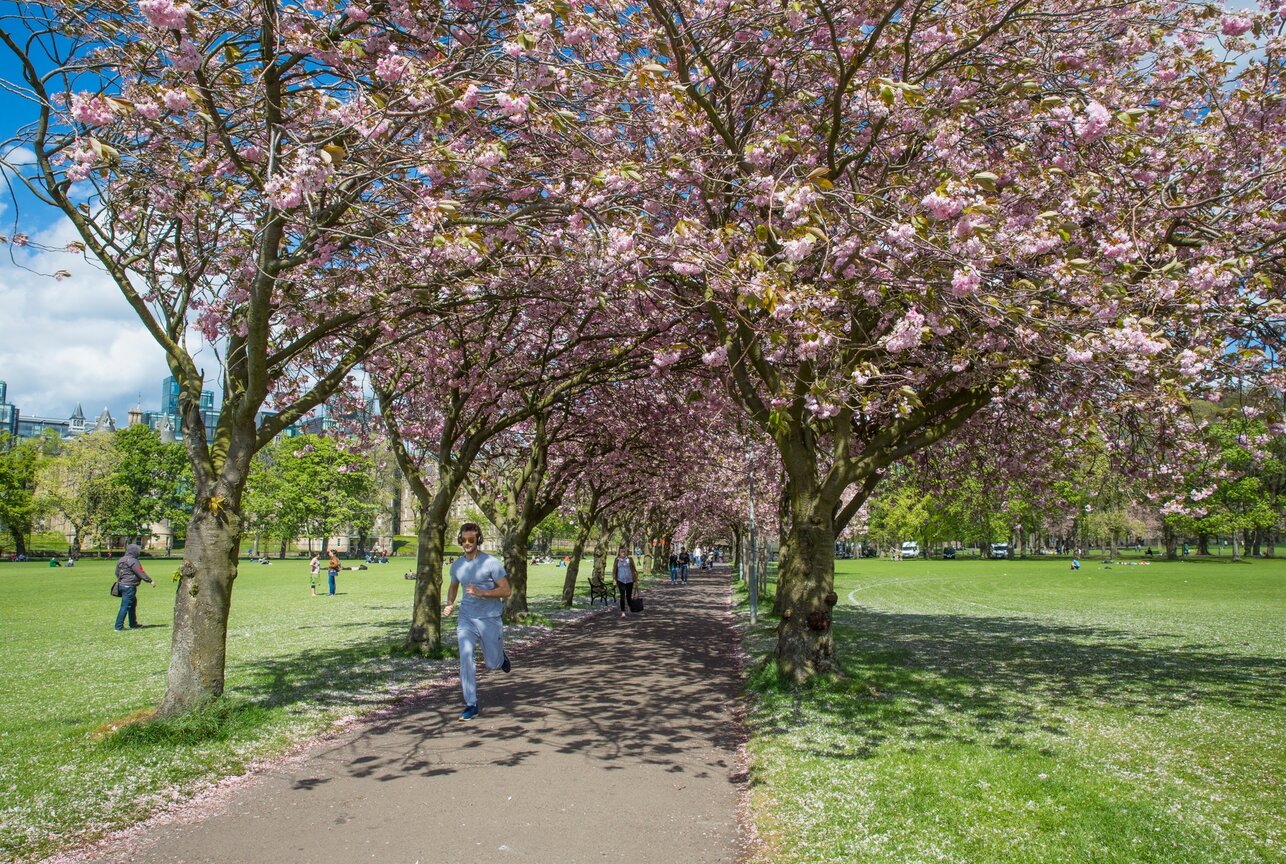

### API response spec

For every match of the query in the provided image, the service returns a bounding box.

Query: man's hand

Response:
[443,602,455,616]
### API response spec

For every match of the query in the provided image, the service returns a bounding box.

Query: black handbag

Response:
[110,581,122,597]
[628,596,643,613]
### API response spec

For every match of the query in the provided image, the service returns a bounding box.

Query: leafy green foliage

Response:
[106,425,192,543]
[242,434,376,552]
[0,433,49,554]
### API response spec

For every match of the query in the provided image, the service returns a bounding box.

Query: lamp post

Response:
[747,439,757,625]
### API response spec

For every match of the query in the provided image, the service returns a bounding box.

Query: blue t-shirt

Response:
[450,552,506,619]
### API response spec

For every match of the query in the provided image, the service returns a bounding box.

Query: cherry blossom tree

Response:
[0,0,617,711]
[564,0,1286,682]
[372,256,666,651]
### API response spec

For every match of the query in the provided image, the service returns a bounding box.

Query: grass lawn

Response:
[0,556,599,862]
[739,556,1285,864]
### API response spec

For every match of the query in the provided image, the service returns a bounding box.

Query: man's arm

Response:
[465,574,511,599]
[444,571,460,615]
[133,560,154,584]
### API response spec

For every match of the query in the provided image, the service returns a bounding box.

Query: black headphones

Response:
[457,522,484,545]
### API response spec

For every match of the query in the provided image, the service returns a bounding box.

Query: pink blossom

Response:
[701,345,727,366]
[671,261,702,276]
[921,191,961,221]
[161,89,192,112]
[346,4,369,21]
[377,54,410,82]
[70,93,116,127]
[782,236,815,262]
[1075,100,1111,142]
[882,308,925,353]
[1220,15,1252,37]
[135,100,162,120]
[652,350,682,368]
[453,84,480,111]
[950,267,980,297]
[138,0,193,30]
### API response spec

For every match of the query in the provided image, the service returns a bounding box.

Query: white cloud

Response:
[0,217,176,421]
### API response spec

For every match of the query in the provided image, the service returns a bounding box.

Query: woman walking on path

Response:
[614,545,638,618]
[327,549,340,595]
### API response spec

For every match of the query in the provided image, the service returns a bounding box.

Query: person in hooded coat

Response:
[113,543,154,630]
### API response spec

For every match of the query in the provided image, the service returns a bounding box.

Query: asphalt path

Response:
[74,567,745,864]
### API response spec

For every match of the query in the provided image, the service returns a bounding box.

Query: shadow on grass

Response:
[750,605,1286,760]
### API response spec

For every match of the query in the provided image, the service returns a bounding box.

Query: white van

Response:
[990,542,1009,559]
[900,541,920,559]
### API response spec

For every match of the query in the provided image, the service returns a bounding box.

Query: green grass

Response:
[739,556,1285,864]
[0,557,596,862]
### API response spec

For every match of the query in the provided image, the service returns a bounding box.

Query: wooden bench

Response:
[586,577,616,606]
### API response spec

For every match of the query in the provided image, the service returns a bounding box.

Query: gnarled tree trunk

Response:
[773,495,838,685]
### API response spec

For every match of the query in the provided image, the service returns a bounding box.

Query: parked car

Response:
[942,546,957,560]
[990,542,1009,559]
[900,541,920,559]
[860,545,878,559]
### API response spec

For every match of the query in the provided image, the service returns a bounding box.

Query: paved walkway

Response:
[81,568,744,864]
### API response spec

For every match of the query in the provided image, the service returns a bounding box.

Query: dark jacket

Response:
[114,544,153,588]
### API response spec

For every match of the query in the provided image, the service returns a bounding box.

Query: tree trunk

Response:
[1265,528,1276,559]
[590,528,609,584]
[1164,521,1178,560]
[1198,533,1210,555]
[774,495,837,685]
[158,496,242,716]
[406,508,447,653]
[278,535,288,560]
[731,523,742,578]
[1231,529,1242,560]
[560,526,593,607]
[10,528,27,557]
[502,526,530,619]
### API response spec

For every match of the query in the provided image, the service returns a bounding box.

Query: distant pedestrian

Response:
[327,549,340,595]
[1071,558,1081,570]
[443,522,512,721]
[693,545,703,569]
[668,552,678,584]
[614,545,638,618]
[309,554,320,596]
[678,549,690,584]
[113,543,154,630]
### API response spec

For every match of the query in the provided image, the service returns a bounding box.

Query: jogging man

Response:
[443,522,512,720]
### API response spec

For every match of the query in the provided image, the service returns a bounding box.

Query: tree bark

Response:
[10,528,27,557]
[407,507,448,653]
[501,526,530,619]
[773,494,838,685]
[560,525,593,607]
[159,493,242,715]
[1163,520,1178,560]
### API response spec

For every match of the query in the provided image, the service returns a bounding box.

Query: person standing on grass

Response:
[614,545,638,618]
[327,549,340,595]
[443,522,512,721]
[113,543,154,630]
[310,554,320,596]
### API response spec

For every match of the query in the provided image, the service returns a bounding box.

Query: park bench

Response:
[586,576,616,606]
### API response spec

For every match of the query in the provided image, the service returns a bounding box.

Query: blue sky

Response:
[0,47,176,424]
